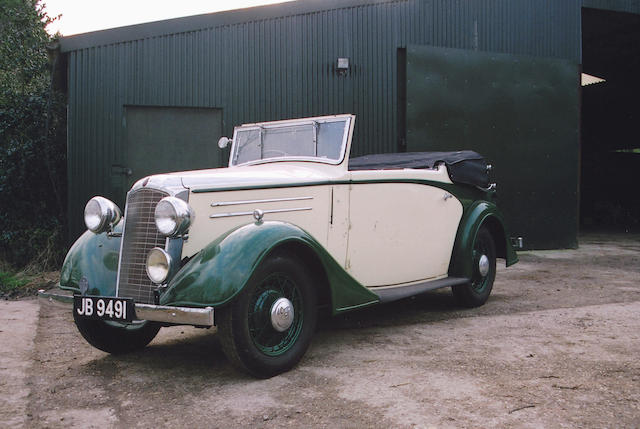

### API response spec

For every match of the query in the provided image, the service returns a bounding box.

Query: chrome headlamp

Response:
[146,247,172,284]
[154,197,194,237]
[84,197,122,234]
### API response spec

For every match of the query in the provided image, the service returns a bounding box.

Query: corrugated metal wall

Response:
[64,0,582,239]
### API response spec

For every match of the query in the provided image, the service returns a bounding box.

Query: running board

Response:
[372,277,469,303]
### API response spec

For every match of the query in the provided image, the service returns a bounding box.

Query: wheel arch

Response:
[448,200,518,279]
[267,240,332,312]
[482,215,508,260]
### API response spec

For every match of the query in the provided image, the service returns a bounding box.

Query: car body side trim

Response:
[209,207,312,219]
[211,196,313,207]
[371,277,469,303]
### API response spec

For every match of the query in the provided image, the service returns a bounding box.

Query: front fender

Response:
[59,223,122,296]
[449,201,519,279]
[161,221,379,312]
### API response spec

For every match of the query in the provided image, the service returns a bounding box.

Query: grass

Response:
[0,270,31,296]
[0,254,61,298]
[0,268,61,299]
[0,269,60,299]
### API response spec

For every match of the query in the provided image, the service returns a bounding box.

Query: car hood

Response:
[135,162,349,194]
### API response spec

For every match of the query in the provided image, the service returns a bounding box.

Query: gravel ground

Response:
[2,233,639,428]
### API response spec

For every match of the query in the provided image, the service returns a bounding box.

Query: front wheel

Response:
[217,253,318,378]
[73,312,161,354]
[452,226,497,308]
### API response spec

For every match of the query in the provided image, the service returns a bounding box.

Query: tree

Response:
[0,0,66,270]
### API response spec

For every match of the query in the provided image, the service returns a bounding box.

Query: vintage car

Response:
[40,114,518,378]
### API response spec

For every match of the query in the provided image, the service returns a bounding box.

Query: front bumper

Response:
[38,289,214,327]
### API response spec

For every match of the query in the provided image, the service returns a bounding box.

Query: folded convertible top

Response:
[348,151,490,188]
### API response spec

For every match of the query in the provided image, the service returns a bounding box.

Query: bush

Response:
[0,0,66,270]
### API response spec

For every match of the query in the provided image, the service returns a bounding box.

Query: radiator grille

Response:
[116,188,168,304]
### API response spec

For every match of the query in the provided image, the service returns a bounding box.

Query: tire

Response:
[218,252,318,378]
[73,312,161,354]
[452,226,497,308]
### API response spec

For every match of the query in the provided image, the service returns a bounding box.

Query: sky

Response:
[43,0,298,36]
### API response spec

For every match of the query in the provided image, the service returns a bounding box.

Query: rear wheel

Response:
[452,226,496,307]
[218,253,317,378]
[73,313,161,354]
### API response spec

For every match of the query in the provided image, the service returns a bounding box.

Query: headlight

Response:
[146,247,172,284]
[84,197,122,234]
[154,197,194,237]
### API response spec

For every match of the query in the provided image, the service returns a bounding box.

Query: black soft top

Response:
[348,151,489,188]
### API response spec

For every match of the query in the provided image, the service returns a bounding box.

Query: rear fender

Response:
[449,201,519,278]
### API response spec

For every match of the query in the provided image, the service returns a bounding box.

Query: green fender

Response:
[448,200,519,279]
[58,223,122,296]
[161,221,379,313]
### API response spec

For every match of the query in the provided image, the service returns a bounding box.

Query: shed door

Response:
[122,106,223,189]
[402,45,579,249]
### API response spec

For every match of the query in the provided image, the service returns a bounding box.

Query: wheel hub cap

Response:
[478,254,490,277]
[270,297,294,332]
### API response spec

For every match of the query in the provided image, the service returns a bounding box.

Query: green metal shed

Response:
[59,0,586,248]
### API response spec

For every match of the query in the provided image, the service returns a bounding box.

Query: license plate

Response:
[74,296,134,322]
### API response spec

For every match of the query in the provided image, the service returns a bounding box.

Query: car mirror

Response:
[218,136,231,149]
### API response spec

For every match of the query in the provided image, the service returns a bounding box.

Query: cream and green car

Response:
[41,114,518,377]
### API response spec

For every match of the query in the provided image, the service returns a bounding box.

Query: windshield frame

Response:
[229,115,353,167]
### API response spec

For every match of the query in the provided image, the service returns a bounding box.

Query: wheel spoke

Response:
[247,272,304,356]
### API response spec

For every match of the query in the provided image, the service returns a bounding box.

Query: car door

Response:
[345,173,463,287]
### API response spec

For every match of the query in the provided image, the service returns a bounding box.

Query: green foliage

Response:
[0,270,31,295]
[0,0,66,270]
[0,0,52,100]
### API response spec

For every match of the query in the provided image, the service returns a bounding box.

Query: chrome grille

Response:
[116,188,168,304]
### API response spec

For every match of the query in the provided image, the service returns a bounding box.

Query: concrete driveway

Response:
[3,233,639,428]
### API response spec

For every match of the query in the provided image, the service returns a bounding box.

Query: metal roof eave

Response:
[59,0,397,52]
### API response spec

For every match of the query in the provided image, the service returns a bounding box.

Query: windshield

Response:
[231,117,350,166]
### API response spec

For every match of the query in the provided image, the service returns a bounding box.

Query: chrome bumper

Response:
[38,290,214,327]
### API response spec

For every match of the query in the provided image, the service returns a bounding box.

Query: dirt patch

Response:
[8,233,640,427]
[1,271,59,300]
